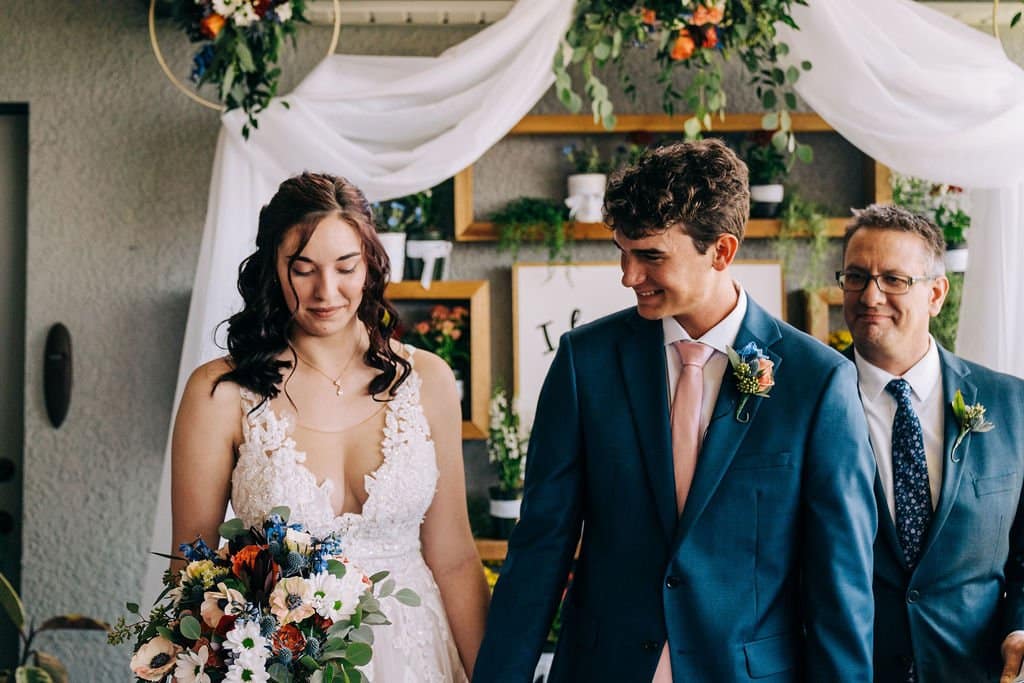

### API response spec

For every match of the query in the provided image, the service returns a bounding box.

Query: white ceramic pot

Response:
[944,247,968,273]
[376,232,406,282]
[405,239,453,290]
[750,183,785,218]
[565,173,607,224]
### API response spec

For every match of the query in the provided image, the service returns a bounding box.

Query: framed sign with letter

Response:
[512,260,784,428]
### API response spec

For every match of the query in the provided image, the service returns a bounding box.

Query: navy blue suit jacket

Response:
[474,299,877,682]
[868,347,1024,682]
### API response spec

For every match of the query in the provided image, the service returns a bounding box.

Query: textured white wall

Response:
[2,2,1022,679]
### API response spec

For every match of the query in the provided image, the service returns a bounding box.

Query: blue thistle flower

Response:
[189,44,215,84]
[259,614,278,638]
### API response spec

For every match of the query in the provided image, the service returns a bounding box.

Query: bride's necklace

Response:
[291,345,360,397]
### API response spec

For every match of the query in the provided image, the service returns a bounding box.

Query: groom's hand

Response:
[1000,630,1024,682]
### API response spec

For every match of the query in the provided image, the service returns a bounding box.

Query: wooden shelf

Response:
[456,216,849,243]
[509,112,835,135]
[386,281,490,440]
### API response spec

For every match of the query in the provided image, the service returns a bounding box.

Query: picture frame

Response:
[386,280,491,439]
[803,286,845,343]
[512,260,784,429]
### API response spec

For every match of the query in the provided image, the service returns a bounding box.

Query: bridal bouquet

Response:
[110,507,418,683]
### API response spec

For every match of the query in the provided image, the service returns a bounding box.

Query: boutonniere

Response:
[726,342,774,423]
[950,389,995,457]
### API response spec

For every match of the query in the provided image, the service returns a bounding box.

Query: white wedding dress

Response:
[230,350,467,683]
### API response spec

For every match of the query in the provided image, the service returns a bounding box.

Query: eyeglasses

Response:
[835,270,936,295]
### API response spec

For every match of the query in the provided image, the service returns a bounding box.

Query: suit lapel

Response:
[617,314,676,543]
[918,349,975,562]
[672,300,782,549]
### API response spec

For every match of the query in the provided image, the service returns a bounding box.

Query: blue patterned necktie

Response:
[887,378,932,568]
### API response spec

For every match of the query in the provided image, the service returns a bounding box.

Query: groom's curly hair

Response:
[214,172,410,405]
[603,137,750,253]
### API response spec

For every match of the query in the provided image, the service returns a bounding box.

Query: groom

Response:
[474,139,877,681]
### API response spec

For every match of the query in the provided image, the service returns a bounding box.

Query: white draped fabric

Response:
[777,0,1024,376]
[146,0,1024,601]
[143,0,573,602]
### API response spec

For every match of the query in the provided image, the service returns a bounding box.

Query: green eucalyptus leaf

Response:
[368,571,389,584]
[786,65,800,84]
[349,624,374,645]
[802,60,813,71]
[300,655,319,671]
[377,578,395,598]
[344,642,373,667]
[779,110,792,132]
[327,560,348,580]
[179,614,202,641]
[796,144,814,164]
[784,92,798,111]
[236,41,256,73]
[761,112,779,130]
[218,518,246,540]
[156,626,175,641]
[126,602,139,614]
[268,662,293,683]
[761,90,777,110]
[952,389,967,420]
[323,665,335,683]
[269,506,291,522]
[393,588,421,607]
[0,573,25,631]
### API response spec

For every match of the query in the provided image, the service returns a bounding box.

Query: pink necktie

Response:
[653,340,714,683]
[669,340,714,515]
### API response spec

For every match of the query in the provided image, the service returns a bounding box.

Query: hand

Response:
[1000,630,1024,683]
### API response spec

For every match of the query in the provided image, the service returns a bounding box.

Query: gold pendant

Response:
[333,380,344,397]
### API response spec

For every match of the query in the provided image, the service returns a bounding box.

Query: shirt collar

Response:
[661,284,748,354]
[854,337,942,403]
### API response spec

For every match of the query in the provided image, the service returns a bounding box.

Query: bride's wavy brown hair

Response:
[215,172,410,404]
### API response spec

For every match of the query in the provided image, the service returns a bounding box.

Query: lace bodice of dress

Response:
[231,352,440,558]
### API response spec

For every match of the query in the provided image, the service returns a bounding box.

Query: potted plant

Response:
[487,385,528,539]
[372,196,417,282]
[0,573,108,683]
[891,172,971,272]
[744,132,790,218]
[491,197,573,264]
[776,192,832,289]
[562,142,613,224]
[402,304,470,402]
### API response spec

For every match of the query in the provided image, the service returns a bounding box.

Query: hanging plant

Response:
[554,1,813,162]
[152,0,333,138]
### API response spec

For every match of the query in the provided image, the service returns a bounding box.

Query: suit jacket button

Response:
[642,640,660,652]
[666,576,681,588]
[907,589,920,603]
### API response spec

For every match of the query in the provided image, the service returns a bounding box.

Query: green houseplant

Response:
[554,0,814,162]
[487,385,529,539]
[0,573,108,683]
[744,132,790,218]
[491,197,574,264]
[775,192,831,289]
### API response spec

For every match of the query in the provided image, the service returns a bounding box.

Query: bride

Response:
[170,172,489,681]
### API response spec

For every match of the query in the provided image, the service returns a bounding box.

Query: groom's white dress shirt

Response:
[661,285,748,440]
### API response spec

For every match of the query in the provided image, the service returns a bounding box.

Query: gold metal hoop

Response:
[993,0,1001,39]
[148,0,341,112]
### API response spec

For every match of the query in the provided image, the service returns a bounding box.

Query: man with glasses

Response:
[839,203,1024,683]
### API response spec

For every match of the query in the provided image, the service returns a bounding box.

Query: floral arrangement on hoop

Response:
[109,507,418,683]
[165,0,308,138]
[402,305,470,372]
[554,1,813,161]
[487,386,528,495]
